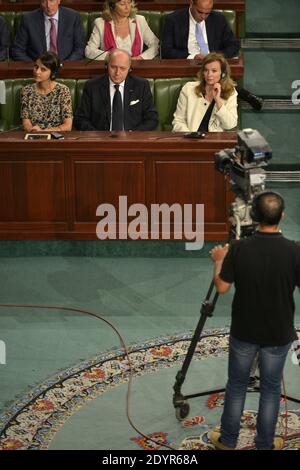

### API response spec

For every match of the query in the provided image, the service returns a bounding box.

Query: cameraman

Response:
[209,191,300,450]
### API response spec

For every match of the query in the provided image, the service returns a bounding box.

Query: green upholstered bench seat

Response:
[0,77,192,131]
[0,77,241,132]
[0,79,77,131]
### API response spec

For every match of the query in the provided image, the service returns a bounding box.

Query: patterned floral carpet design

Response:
[0,328,299,450]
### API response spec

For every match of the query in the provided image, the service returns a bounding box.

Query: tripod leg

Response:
[173,280,219,419]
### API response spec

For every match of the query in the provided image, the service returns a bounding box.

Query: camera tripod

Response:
[173,197,300,420]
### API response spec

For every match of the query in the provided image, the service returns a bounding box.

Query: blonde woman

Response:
[85,0,159,61]
[173,52,238,132]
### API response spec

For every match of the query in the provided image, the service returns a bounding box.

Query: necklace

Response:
[114,18,129,38]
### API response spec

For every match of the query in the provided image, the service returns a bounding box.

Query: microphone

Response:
[184,132,206,139]
[236,85,263,111]
[85,47,113,65]
[2,125,23,132]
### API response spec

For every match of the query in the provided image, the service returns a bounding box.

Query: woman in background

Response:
[173,52,238,133]
[21,51,73,132]
[85,0,159,61]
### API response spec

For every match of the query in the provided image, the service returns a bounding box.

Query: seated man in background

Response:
[74,48,158,131]
[161,0,239,60]
[11,0,85,61]
[0,16,10,61]
[162,0,262,110]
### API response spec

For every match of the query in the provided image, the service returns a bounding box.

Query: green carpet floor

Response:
[48,354,299,450]
[0,256,233,412]
[0,252,299,449]
[1,0,300,450]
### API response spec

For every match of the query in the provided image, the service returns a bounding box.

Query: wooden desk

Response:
[0,57,244,80]
[0,1,245,13]
[0,131,235,240]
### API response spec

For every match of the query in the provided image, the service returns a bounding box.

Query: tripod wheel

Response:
[175,402,190,421]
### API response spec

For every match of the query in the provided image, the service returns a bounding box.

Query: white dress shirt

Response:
[187,9,209,59]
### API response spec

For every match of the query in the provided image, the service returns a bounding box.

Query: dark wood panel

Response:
[154,160,226,222]
[0,131,236,239]
[0,1,245,12]
[73,160,145,221]
[0,160,66,222]
[0,57,243,80]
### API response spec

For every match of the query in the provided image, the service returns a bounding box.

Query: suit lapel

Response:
[57,7,64,54]
[123,77,130,129]
[128,18,136,44]
[182,9,190,49]
[37,9,47,52]
[205,15,213,51]
[99,75,110,128]
[123,76,134,130]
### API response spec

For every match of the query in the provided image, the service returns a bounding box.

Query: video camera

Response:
[214,129,272,200]
[214,129,272,238]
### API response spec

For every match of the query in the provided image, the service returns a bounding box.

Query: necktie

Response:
[111,85,123,131]
[49,18,58,54]
[195,23,209,55]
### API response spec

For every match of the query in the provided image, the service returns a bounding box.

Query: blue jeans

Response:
[220,335,291,450]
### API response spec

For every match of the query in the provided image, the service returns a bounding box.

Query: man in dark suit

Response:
[161,0,240,60]
[74,49,158,131]
[11,0,85,61]
[162,0,262,110]
[0,16,10,61]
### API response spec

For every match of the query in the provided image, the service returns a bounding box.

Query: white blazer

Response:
[85,15,159,60]
[172,81,238,132]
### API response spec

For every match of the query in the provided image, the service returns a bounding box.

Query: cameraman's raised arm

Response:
[210,244,231,293]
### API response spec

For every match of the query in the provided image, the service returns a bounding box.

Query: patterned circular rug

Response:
[0,328,299,450]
